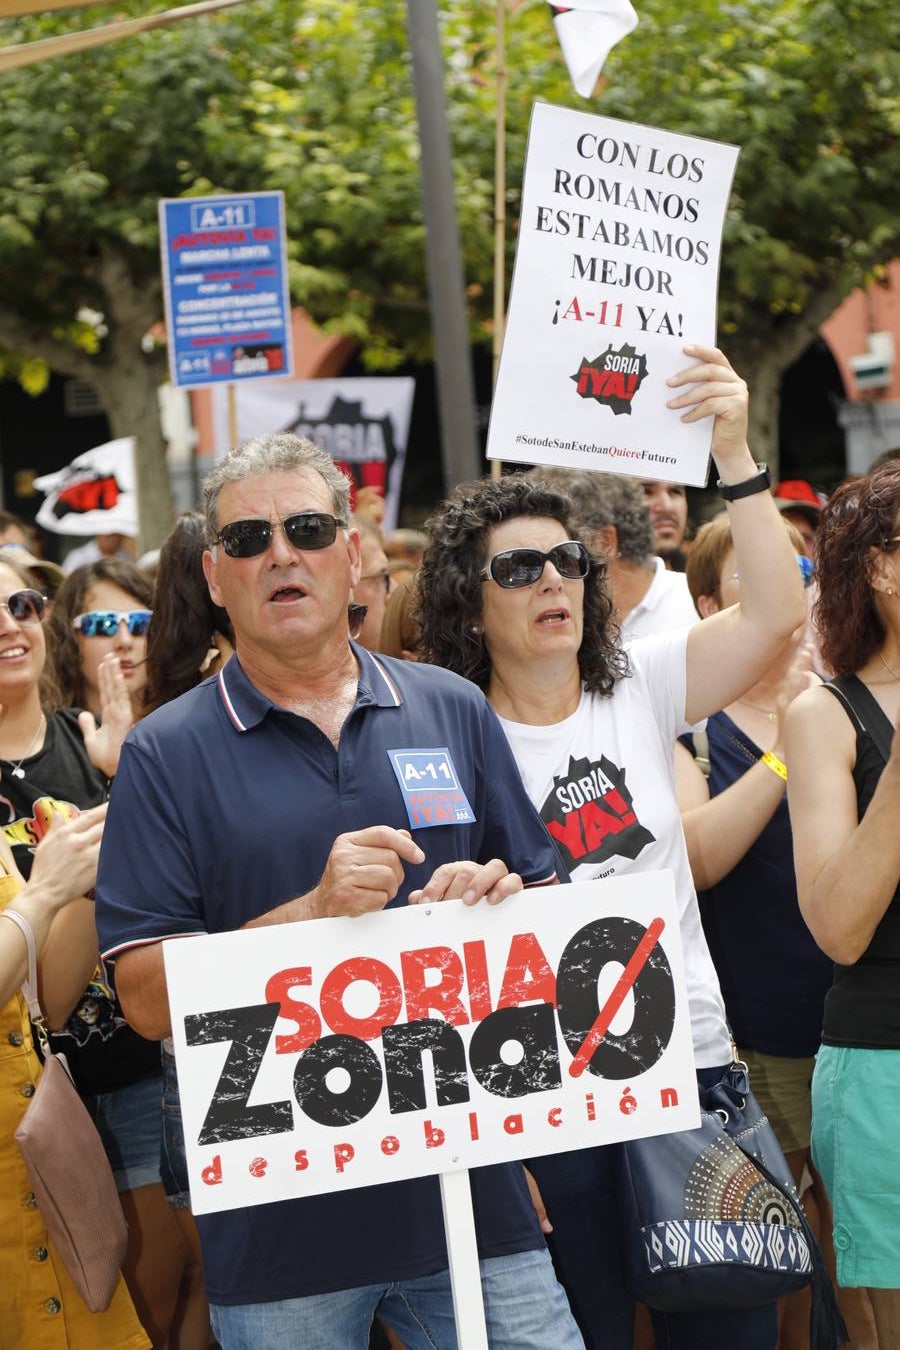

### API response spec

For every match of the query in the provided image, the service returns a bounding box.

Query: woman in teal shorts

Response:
[787,462,900,1346]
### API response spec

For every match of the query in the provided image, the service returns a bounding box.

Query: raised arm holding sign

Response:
[416,390,805,1347]
[488,104,740,485]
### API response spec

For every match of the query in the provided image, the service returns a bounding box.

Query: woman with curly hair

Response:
[45,559,153,722]
[786,462,900,1345]
[418,347,806,1350]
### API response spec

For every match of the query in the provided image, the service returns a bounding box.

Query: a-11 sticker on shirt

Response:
[388,748,477,830]
[540,752,655,870]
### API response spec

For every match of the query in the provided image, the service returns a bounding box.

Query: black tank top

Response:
[821,676,900,1047]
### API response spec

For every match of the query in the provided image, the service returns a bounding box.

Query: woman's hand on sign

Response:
[666,344,750,471]
[408,857,523,907]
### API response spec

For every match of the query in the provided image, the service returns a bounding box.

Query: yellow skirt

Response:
[0,882,149,1349]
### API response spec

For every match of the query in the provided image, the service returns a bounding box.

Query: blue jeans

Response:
[209,1248,585,1349]
[160,1043,191,1209]
[82,1071,163,1192]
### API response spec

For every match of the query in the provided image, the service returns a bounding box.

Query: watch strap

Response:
[717,463,772,501]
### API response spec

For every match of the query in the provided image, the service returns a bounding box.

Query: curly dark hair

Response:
[814,462,900,675]
[527,466,654,565]
[145,512,234,712]
[44,559,154,710]
[417,475,627,696]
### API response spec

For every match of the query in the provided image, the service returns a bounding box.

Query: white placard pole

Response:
[440,1169,489,1349]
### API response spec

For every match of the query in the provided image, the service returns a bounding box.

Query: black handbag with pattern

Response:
[618,1062,847,1348]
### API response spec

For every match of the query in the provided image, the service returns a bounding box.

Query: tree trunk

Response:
[738,353,782,480]
[0,252,175,549]
[92,252,174,549]
[89,346,173,551]
[727,280,850,484]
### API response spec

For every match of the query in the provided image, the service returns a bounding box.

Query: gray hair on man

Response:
[526,466,654,566]
[203,433,352,543]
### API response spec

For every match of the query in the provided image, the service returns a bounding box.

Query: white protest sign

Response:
[164,873,698,1216]
[211,376,415,531]
[488,103,740,486]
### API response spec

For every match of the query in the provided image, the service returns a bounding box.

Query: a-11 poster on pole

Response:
[488,104,740,486]
[159,191,294,389]
[164,873,698,1216]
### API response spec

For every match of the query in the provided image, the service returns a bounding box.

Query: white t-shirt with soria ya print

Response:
[497,626,732,1068]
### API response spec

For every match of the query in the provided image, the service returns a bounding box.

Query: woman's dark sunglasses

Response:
[0,588,46,624]
[480,540,591,590]
[213,511,346,559]
[73,610,153,638]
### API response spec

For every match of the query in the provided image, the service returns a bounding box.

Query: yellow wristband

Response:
[761,751,787,782]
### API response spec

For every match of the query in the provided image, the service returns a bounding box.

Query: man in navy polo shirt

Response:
[96,434,583,1350]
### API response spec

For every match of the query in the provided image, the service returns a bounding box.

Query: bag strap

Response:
[826,675,895,764]
[708,1065,847,1349]
[1,907,48,1045]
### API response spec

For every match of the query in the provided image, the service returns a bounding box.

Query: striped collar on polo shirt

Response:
[216,645,404,733]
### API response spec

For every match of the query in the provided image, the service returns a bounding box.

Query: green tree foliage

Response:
[219,2,574,367]
[211,1,900,392]
[593,0,900,451]
[0,0,896,533]
[0,0,298,535]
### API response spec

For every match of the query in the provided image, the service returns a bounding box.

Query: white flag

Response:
[548,1,639,99]
[34,437,138,537]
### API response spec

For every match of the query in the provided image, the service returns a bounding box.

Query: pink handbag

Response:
[6,906,128,1312]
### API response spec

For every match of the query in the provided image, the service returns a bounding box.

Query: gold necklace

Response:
[1,713,45,780]
[878,649,900,682]
[736,698,776,723]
